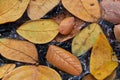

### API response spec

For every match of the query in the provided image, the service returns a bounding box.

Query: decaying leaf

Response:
[0,38,38,64]
[114,24,120,42]
[17,19,59,44]
[27,0,60,20]
[0,64,16,79]
[62,0,101,22]
[101,0,120,24]
[2,65,62,80]
[46,45,82,76]
[72,23,103,56]
[82,74,96,80]
[90,33,118,80]
[53,10,84,42]
[0,0,30,24]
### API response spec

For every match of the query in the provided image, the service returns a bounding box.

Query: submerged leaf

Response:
[46,45,82,76]
[17,19,59,44]
[0,38,38,64]
[62,0,101,22]
[2,65,62,80]
[90,33,118,80]
[27,0,60,20]
[0,64,16,79]
[72,23,103,56]
[0,0,30,24]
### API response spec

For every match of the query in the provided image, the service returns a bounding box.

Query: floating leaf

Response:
[101,0,120,24]
[27,0,60,20]
[72,23,103,56]
[62,0,101,22]
[0,64,16,79]
[0,0,30,24]
[17,19,59,44]
[46,45,82,76]
[90,33,118,80]
[53,10,84,42]
[2,65,62,80]
[0,38,38,64]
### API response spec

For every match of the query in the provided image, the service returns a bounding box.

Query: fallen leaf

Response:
[105,70,116,80]
[101,0,120,24]
[53,10,84,42]
[62,0,101,22]
[2,65,62,80]
[72,23,103,56]
[0,38,38,64]
[82,74,96,80]
[114,24,120,42]
[27,0,60,20]
[17,19,59,44]
[0,0,30,24]
[46,45,82,76]
[90,33,118,80]
[0,64,16,79]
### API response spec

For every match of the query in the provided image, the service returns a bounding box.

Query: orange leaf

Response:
[46,45,82,76]
[2,65,62,80]
[0,38,38,64]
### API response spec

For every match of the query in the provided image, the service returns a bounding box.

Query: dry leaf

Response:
[2,65,62,80]
[0,0,30,24]
[17,19,59,44]
[72,23,103,56]
[46,45,82,76]
[114,24,120,42]
[101,0,120,24]
[82,74,96,80]
[90,33,118,80]
[105,70,116,80]
[53,10,84,42]
[0,38,38,64]
[0,64,16,79]
[27,0,60,20]
[62,0,101,22]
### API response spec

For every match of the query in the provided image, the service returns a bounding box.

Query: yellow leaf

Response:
[62,0,101,22]
[105,70,116,80]
[46,45,82,76]
[0,64,16,78]
[2,65,62,80]
[90,33,118,80]
[0,38,38,64]
[72,23,103,56]
[0,0,30,24]
[17,19,59,44]
[27,0,60,20]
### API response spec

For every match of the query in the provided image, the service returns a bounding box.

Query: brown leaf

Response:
[53,10,84,42]
[114,24,120,42]
[2,65,62,80]
[62,0,101,22]
[17,19,59,44]
[82,74,96,80]
[27,0,60,20]
[0,64,16,79]
[0,0,30,24]
[0,38,38,64]
[46,45,82,76]
[101,0,120,24]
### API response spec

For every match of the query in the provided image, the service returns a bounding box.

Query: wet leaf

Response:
[90,33,118,80]
[82,74,96,80]
[53,10,84,42]
[46,45,82,76]
[62,0,101,22]
[2,65,62,80]
[0,64,16,79]
[27,0,60,20]
[101,0,120,24]
[0,0,30,24]
[17,19,59,44]
[114,24,120,42]
[72,23,103,56]
[105,70,116,80]
[0,38,38,64]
